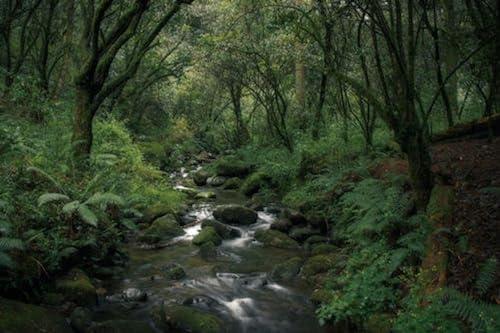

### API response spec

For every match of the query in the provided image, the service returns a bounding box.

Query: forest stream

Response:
[92,168,329,333]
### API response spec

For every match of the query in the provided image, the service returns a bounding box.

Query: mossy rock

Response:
[310,244,338,256]
[141,204,171,224]
[193,226,222,246]
[0,298,73,333]
[241,172,271,196]
[138,214,184,244]
[305,235,329,245]
[364,313,394,333]
[270,218,292,233]
[223,177,242,189]
[213,205,258,225]
[215,158,249,177]
[271,257,303,281]
[193,170,210,186]
[70,307,92,333]
[41,292,65,306]
[195,191,217,200]
[289,227,321,242]
[88,320,157,333]
[300,255,337,278]
[310,288,333,305]
[55,268,97,306]
[254,229,299,249]
[201,219,241,239]
[162,305,226,333]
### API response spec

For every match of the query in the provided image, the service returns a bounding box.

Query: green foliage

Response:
[317,177,429,326]
[394,258,500,333]
[475,257,498,297]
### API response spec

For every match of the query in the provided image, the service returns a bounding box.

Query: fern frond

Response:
[443,288,500,333]
[476,257,497,297]
[0,237,23,251]
[62,200,80,214]
[121,218,137,230]
[84,192,125,207]
[37,193,71,207]
[26,166,65,193]
[0,252,14,268]
[77,204,98,227]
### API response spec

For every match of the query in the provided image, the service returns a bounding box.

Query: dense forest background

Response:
[0,0,499,332]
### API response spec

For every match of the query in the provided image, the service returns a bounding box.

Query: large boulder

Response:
[223,177,242,190]
[215,158,249,177]
[271,257,303,282]
[193,170,210,186]
[138,214,184,244]
[254,230,299,249]
[55,268,97,306]
[0,297,73,333]
[70,307,93,333]
[310,244,338,256]
[270,218,293,233]
[213,205,258,225]
[289,227,321,243]
[192,226,222,246]
[201,219,241,239]
[157,304,227,333]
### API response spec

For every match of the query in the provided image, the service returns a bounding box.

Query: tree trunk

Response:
[71,89,94,162]
[397,124,433,210]
[442,0,459,124]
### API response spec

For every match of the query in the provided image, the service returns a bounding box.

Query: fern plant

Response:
[394,257,500,333]
[38,191,127,228]
[0,201,24,269]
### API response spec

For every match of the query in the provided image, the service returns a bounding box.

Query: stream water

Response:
[94,183,330,332]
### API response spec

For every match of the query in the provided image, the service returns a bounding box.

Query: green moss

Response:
[139,215,184,244]
[271,256,303,281]
[310,288,333,305]
[213,205,257,225]
[55,269,96,306]
[254,229,299,249]
[0,297,73,333]
[193,170,210,186]
[427,185,455,224]
[241,172,270,196]
[163,305,226,333]
[300,255,337,278]
[223,177,242,189]
[193,226,222,246]
[215,157,249,177]
[311,244,338,256]
[199,241,217,260]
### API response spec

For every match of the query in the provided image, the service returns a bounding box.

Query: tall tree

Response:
[71,0,193,162]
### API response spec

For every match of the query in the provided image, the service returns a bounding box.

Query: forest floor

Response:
[431,136,500,302]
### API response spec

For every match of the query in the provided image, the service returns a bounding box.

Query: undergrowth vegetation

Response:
[0,111,181,296]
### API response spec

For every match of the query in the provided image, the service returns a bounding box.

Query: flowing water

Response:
[94,184,330,332]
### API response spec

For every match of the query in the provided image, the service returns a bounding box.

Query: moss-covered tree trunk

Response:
[71,88,95,162]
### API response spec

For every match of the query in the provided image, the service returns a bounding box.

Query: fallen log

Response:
[431,113,500,143]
